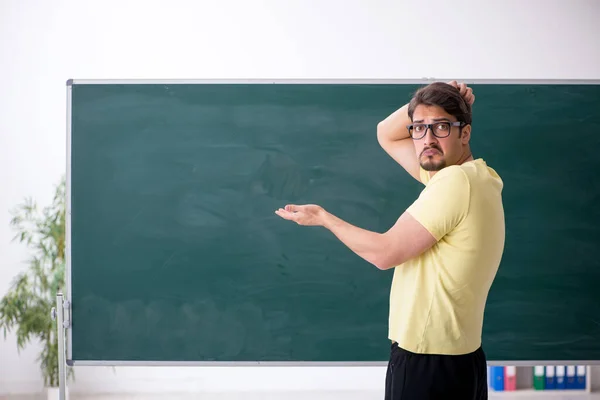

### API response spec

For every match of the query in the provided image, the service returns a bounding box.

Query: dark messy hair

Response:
[407,82,472,126]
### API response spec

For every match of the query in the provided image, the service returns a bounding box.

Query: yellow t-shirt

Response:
[388,158,505,355]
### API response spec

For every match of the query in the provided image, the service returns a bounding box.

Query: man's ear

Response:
[460,125,471,144]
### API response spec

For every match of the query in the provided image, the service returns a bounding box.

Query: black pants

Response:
[385,343,488,400]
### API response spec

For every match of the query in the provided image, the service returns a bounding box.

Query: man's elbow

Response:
[369,235,407,270]
[376,121,388,144]
[372,253,405,271]
[374,262,394,271]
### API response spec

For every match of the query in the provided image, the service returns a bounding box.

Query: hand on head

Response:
[447,81,475,106]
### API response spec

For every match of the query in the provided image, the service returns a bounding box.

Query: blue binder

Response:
[566,366,577,389]
[576,366,587,390]
[490,366,504,391]
[545,366,556,390]
[555,365,566,389]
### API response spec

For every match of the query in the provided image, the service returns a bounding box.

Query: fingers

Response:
[463,87,475,105]
[448,81,475,106]
[275,208,297,222]
[274,205,301,221]
[285,204,308,212]
[466,93,475,105]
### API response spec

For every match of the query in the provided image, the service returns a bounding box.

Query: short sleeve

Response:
[406,166,470,241]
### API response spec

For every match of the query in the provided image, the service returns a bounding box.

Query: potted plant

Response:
[0,177,73,399]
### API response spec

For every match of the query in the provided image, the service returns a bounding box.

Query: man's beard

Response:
[419,146,446,171]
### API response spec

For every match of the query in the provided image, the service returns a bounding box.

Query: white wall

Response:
[1,0,599,395]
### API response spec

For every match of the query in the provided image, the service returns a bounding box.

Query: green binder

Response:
[533,366,545,390]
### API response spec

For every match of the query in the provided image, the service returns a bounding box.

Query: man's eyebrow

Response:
[412,118,452,123]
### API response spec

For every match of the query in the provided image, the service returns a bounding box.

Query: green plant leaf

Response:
[1,176,73,386]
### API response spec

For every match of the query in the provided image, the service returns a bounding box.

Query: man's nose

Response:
[423,128,438,146]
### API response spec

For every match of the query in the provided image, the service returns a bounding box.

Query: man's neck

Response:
[458,146,474,166]
[428,153,475,179]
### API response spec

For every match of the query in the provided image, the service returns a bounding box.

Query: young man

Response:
[275,81,505,399]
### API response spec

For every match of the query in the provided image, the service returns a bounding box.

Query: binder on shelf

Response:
[545,366,556,390]
[533,366,545,390]
[504,366,516,391]
[566,365,577,389]
[490,366,505,391]
[555,365,566,389]
[576,365,587,390]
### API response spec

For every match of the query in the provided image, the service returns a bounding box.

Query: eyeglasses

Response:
[406,121,465,140]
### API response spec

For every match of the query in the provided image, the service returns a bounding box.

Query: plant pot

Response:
[46,386,69,400]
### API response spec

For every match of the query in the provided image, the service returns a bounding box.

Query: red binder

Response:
[504,366,516,391]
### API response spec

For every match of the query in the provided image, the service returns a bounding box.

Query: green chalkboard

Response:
[68,80,600,364]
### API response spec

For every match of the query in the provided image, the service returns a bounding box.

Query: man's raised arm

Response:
[376,103,422,182]
[377,81,475,183]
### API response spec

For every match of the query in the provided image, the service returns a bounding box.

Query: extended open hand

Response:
[275,204,326,226]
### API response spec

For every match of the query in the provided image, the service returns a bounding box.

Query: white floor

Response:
[3,392,600,400]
